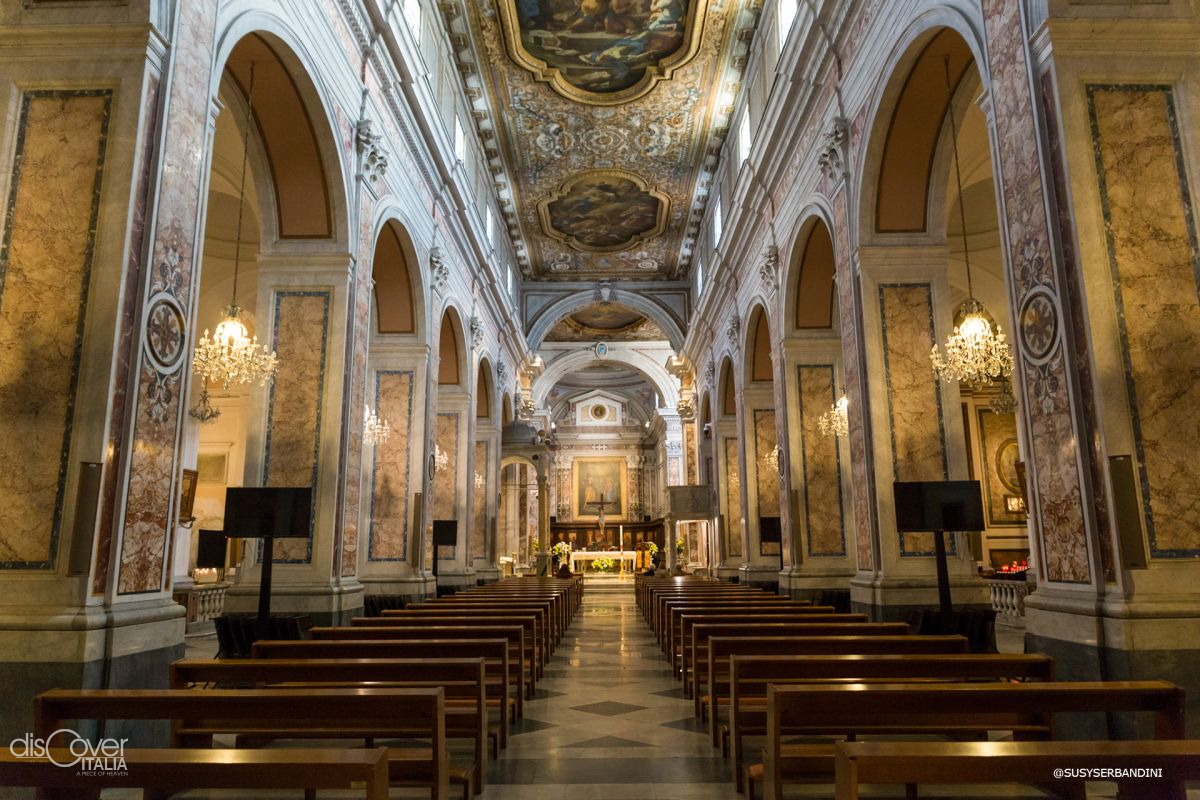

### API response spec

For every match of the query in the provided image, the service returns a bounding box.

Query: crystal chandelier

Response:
[188,387,221,425]
[363,404,391,447]
[929,57,1013,389]
[434,444,451,472]
[474,471,485,489]
[818,394,849,438]
[192,62,279,391]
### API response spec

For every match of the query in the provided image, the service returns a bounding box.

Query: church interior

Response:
[0,0,1199,797]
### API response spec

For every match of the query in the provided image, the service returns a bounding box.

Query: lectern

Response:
[893,481,984,614]
[221,486,313,633]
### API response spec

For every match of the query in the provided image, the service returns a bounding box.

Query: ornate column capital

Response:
[817,116,850,182]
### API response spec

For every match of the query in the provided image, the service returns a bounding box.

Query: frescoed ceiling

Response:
[446,0,761,281]
[544,301,668,341]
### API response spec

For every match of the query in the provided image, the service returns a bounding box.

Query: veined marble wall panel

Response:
[262,292,332,563]
[832,189,876,572]
[1088,85,1200,558]
[118,0,218,594]
[95,76,159,594]
[983,0,1091,584]
[0,90,111,569]
[472,440,489,560]
[724,437,743,558]
[368,370,414,561]
[796,365,847,557]
[754,409,780,556]
[879,284,949,556]
[685,422,698,485]
[432,412,460,561]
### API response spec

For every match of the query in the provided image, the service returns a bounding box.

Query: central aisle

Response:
[486,587,738,799]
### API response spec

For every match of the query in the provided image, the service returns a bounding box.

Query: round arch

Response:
[370,210,429,342]
[743,302,775,384]
[854,6,991,244]
[502,394,514,425]
[531,349,680,410]
[476,357,497,420]
[526,290,686,350]
[436,304,469,387]
[718,356,737,418]
[783,211,839,333]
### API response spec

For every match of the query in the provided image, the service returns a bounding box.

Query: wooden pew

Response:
[0,747,391,800]
[661,600,820,652]
[356,614,543,683]
[252,638,520,722]
[399,603,555,666]
[674,611,859,678]
[729,653,1055,793]
[35,687,451,800]
[703,635,970,734]
[833,740,1200,800]
[419,595,563,646]
[654,592,793,640]
[311,624,535,699]
[170,657,490,792]
[762,680,1187,800]
[686,622,909,702]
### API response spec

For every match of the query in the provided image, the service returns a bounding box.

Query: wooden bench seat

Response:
[760,680,1186,800]
[0,747,391,800]
[833,739,1200,800]
[728,653,1055,793]
[674,612,863,677]
[35,687,451,800]
[662,601,824,653]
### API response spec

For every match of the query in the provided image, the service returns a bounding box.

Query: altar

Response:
[570,550,639,573]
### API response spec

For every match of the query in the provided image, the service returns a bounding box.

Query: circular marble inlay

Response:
[144,292,186,373]
[1019,290,1058,361]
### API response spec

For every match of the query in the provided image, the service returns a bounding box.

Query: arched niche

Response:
[373,219,418,335]
[502,394,514,425]
[789,219,837,331]
[719,358,736,417]
[477,358,495,420]
[437,307,466,386]
[745,305,774,383]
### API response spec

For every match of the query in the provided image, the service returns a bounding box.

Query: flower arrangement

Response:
[676,536,685,553]
[592,557,615,573]
[550,541,572,561]
[646,542,659,558]
[531,539,541,553]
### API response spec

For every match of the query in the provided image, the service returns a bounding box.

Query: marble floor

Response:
[118,585,1194,799]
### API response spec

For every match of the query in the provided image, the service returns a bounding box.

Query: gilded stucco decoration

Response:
[497,0,705,105]
[538,170,669,252]
[459,0,753,279]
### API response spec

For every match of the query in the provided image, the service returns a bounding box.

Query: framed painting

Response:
[976,408,1027,527]
[178,468,198,527]
[573,457,627,521]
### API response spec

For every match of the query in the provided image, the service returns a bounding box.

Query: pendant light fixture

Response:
[930,57,1014,388]
[192,62,279,392]
[818,393,849,438]
[363,403,392,447]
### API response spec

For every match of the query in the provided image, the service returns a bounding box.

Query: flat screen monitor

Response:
[195,529,228,569]
[759,517,782,543]
[223,486,312,539]
[893,481,984,532]
[432,520,458,547]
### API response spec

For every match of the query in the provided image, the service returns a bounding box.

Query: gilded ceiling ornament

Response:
[496,0,707,106]
[538,170,670,253]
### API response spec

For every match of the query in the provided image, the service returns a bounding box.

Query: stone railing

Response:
[986,578,1030,624]
[175,581,229,628]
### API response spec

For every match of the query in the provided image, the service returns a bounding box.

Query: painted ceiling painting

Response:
[540,171,668,251]
[544,302,668,341]
[449,0,759,280]
[498,0,704,103]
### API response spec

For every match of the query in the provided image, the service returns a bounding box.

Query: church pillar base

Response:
[714,564,741,581]
[473,566,501,585]
[223,581,364,626]
[434,567,477,592]
[849,571,990,622]
[1025,587,1200,738]
[0,598,185,754]
[359,574,437,602]
[779,566,855,601]
[739,564,782,592]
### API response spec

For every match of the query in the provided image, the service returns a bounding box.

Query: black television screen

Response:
[759,517,782,543]
[196,529,228,569]
[893,481,984,532]
[432,520,458,547]
[223,486,312,539]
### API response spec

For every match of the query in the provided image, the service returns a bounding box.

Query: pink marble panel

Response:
[263,292,331,563]
[983,0,1090,584]
[724,437,743,558]
[685,423,698,485]
[1088,85,1200,557]
[879,284,947,556]
[118,0,218,594]
[369,370,414,562]
[472,440,489,560]
[0,91,111,569]
[797,365,847,557]
[432,412,460,560]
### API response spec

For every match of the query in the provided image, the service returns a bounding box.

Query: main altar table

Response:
[570,550,639,572]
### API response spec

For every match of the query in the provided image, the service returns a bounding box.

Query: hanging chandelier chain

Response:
[944,55,974,299]
[231,62,256,308]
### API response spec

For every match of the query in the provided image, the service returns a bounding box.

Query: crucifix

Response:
[586,494,617,542]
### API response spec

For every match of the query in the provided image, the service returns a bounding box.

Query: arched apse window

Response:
[793,220,836,330]
[373,220,416,334]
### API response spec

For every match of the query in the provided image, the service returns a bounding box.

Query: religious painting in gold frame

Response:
[976,408,1026,527]
[573,457,628,521]
[495,0,706,106]
[537,170,670,253]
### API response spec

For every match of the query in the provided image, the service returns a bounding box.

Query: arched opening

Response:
[502,394,514,425]
[182,30,346,578]
[438,309,465,385]
[373,219,417,335]
[476,359,494,419]
[867,26,1023,569]
[720,359,736,417]
[430,306,469,572]
[715,356,743,563]
[793,220,837,330]
[742,305,782,564]
[747,306,774,383]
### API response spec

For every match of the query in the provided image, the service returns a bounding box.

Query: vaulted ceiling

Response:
[447,0,761,282]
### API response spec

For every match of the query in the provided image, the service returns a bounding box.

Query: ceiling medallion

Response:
[496,0,706,106]
[538,170,670,253]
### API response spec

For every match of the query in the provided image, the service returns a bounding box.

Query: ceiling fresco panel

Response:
[539,170,669,251]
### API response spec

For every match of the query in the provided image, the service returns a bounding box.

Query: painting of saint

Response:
[575,458,626,519]
[506,0,696,97]
[544,173,664,250]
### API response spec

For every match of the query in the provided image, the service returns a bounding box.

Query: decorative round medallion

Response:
[144,292,186,373]
[1018,290,1058,362]
[594,342,609,358]
[591,404,608,421]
